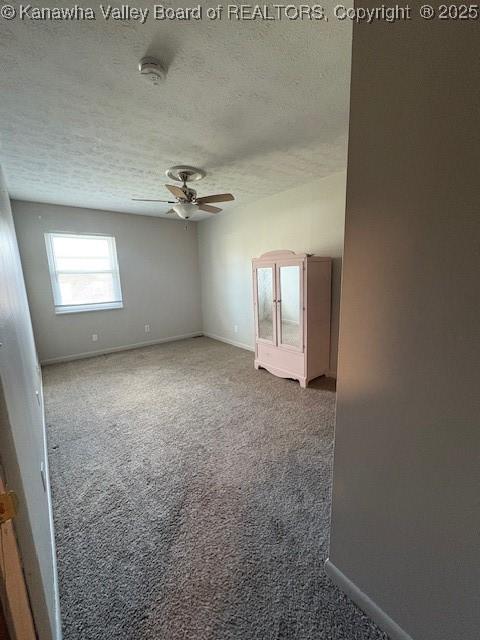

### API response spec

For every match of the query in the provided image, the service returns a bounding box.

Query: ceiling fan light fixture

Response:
[172,202,198,219]
[132,167,233,218]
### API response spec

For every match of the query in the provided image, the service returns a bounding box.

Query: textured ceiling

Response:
[0,2,352,220]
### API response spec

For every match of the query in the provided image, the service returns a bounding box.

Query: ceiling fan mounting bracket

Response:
[166,165,206,184]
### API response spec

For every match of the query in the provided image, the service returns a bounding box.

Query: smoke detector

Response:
[138,57,166,85]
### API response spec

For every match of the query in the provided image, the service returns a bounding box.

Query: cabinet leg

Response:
[299,378,307,388]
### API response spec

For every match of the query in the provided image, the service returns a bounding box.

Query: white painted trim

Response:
[204,332,336,375]
[38,375,63,640]
[54,301,123,314]
[40,332,203,365]
[203,332,255,352]
[325,559,414,640]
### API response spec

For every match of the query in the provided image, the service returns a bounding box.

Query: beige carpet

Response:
[43,337,388,640]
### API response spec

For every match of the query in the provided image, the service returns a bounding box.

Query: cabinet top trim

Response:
[253,250,331,262]
[255,250,308,260]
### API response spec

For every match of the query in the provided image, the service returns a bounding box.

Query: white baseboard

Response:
[41,330,335,379]
[40,332,203,365]
[204,333,337,378]
[325,559,414,640]
[203,332,254,352]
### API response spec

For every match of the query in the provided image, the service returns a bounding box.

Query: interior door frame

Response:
[0,469,37,640]
[252,262,277,346]
[275,259,305,353]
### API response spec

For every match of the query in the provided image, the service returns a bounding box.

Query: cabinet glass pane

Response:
[279,265,301,348]
[256,267,274,341]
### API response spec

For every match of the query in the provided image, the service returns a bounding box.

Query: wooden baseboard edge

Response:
[40,332,203,365]
[325,559,414,640]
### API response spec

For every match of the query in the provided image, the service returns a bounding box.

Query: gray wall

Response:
[198,170,346,376]
[0,169,60,639]
[13,201,202,363]
[328,10,479,640]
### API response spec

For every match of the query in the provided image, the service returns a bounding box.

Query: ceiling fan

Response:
[132,166,234,219]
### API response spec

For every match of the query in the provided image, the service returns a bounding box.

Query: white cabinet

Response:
[252,250,331,387]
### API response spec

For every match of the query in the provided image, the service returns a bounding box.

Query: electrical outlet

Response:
[144,324,150,333]
[92,334,98,342]
[234,324,238,334]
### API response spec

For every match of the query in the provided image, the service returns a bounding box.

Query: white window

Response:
[45,233,123,314]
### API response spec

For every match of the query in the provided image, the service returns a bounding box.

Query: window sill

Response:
[55,302,124,315]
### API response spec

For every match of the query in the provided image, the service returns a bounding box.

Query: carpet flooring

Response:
[43,337,389,640]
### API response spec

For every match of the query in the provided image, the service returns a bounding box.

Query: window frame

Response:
[44,232,124,314]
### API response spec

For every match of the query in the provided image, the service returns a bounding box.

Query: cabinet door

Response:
[254,264,276,344]
[276,262,304,351]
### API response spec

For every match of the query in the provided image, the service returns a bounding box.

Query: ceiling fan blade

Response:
[198,204,222,214]
[196,193,234,204]
[165,184,186,199]
[132,198,176,203]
